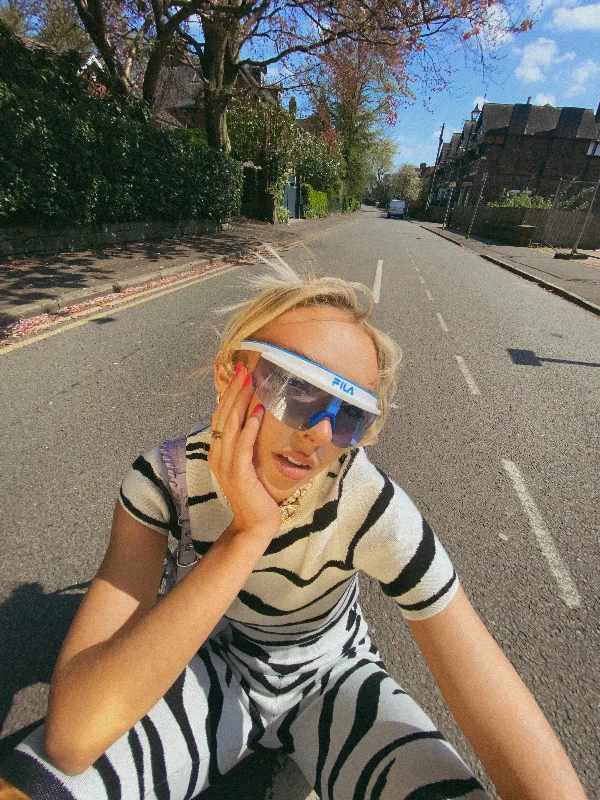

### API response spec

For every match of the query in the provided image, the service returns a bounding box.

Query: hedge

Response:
[0,23,242,228]
[302,184,328,219]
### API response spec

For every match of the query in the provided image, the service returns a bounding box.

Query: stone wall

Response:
[0,218,223,259]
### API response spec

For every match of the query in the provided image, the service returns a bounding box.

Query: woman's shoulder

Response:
[341,447,421,522]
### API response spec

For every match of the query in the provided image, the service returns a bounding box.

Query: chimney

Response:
[596,101,600,123]
[526,96,531,104]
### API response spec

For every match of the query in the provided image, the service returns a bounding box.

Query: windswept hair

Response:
[212,249,402,446]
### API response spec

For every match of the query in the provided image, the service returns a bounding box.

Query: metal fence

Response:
[417,177,600,251]
[542,179,600,252]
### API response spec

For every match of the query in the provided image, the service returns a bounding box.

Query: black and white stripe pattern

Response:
[2,430,478,798]
[5,606,485,799]
[119,429,459,627]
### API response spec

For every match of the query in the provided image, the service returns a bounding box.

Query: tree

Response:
[365,136,397,200]
[228,98,343,199]
[37,0,529,151]
[390,163,422,203]
[0,0,92,53]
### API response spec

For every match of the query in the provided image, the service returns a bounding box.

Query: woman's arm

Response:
[45,363,280,775]
[44,504,275,775]
[407,586,587,800]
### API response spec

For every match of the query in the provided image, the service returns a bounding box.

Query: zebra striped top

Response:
[119,427,459,624]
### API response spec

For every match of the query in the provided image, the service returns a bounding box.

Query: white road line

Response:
[373,259,383,304]
[502,460,581,609]
[419,276,425,284]
[455,355,481,396]
[436,312,449,332]
[425,290,434,302]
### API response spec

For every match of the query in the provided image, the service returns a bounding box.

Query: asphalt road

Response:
[1,207,598,797]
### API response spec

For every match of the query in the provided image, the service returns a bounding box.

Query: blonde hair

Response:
[214,252,402,446]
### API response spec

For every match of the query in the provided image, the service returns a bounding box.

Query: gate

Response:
[284,182,300,219]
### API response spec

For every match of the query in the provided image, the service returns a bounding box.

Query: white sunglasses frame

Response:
[239,340,381,416]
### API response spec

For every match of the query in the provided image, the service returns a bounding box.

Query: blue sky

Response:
[388,0,600,167]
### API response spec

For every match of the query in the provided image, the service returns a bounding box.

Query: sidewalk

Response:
[413,220,600,315]
[0,215,356,328]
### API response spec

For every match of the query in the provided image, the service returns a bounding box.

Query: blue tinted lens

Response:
[252,358,376,447]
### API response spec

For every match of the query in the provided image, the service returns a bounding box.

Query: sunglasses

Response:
[240,340,380,447]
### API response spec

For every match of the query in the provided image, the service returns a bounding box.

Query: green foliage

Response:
[345,197,361,212]
[277,205,289,224]
[302,184,328,218]
[487,189,552,209]
[228,100,343,199]
[0,22,242,226]
[390,164,422,204]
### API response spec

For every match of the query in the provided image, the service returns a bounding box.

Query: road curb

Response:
[0,256,238,327]
[477,254,600,317]
[0,215,358,329]
[414,222,600,316]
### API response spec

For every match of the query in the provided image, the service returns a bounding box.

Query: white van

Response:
[387,199,406,219]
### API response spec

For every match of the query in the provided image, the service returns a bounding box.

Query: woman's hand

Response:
[208,361,281,541]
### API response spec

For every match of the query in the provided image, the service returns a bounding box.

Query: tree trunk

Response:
[204,88,231,152]
[200,17,242,152]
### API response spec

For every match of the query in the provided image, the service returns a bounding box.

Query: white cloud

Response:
[529,0,578,14]
[553,3,600,29]
[481,5,514,45]
[567,58,600,94]
[534,93,557,105]
[473,96,487,108]
[515,38,576,82]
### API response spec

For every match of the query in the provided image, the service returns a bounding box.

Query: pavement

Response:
[0,215,357,329]
[412,220,600,315]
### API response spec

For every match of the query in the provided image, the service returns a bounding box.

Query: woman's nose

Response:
[302,416,334,445]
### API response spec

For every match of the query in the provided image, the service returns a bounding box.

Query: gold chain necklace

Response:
[279,480,313,523]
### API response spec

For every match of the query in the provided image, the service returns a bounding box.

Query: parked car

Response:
[387,199,406,219]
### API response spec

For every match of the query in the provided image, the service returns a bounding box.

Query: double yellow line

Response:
[0,263,241,356]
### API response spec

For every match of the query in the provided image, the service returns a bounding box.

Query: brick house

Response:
[425,100,600,208]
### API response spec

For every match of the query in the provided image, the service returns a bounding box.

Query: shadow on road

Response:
[507,348,600,368]
[0,580,90,762]
[0,225,272,309]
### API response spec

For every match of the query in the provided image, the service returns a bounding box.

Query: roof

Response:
[478,102,597,140]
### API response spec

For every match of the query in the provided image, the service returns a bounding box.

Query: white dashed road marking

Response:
[419,276,425,284]
[436,313,449,332]
[455,355,481,396]
[502,460,581,609]
[426,290,434,302]
[373,259,383,304]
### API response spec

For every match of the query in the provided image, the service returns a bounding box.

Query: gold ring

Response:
[211,430,223,439]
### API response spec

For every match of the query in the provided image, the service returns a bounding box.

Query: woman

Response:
[1,265,587,799]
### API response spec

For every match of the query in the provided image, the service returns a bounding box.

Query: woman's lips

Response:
[272,453,313,480]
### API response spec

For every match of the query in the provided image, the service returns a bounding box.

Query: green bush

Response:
[302,184,328,219]
[344,197,361,213]
[0,22,242,227]
[487,189,552,209]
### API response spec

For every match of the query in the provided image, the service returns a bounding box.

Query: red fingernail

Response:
[235,361,243,378]
[243,373,252,388]
[252,404,264,415]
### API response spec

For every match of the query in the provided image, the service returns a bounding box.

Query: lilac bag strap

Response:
[160,424,208,572]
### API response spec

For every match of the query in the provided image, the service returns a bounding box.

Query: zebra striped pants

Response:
[1,597,486,800]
